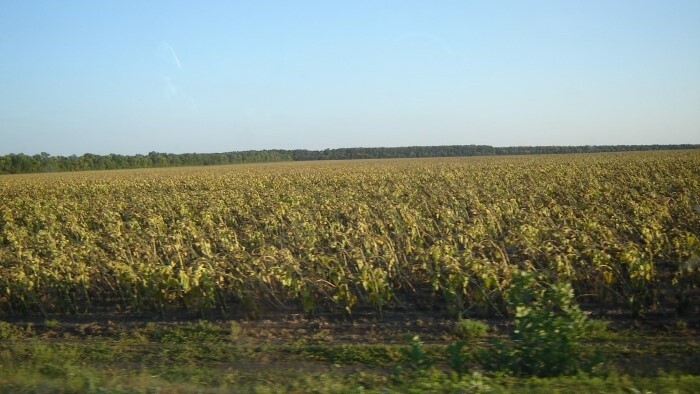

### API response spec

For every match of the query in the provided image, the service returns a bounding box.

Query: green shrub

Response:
[392,335,433,382]
[446,340,470,378]
[402,335,432,372]
[483,270,595,377]
[453,319,488,339]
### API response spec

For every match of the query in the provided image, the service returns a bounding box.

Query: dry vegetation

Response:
[1,151,698,319]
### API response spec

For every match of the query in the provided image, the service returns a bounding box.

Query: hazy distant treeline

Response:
[1,144,697,175]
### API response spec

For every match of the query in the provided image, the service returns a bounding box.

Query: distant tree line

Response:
[0,144,697,175]
[0,151,293,174]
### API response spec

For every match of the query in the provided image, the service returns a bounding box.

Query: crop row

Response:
[1,151,699,317]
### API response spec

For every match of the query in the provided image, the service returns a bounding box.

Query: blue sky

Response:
[1,1,699,156]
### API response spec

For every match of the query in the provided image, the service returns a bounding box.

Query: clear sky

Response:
[1,1,699,156]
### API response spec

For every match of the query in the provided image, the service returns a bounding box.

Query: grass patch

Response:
[0,317,698,392]
[453,319,489,339]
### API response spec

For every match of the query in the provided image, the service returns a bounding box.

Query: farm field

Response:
[1,150,699,392]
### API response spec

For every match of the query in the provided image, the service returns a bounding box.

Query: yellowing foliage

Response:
[0,151,698,317]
